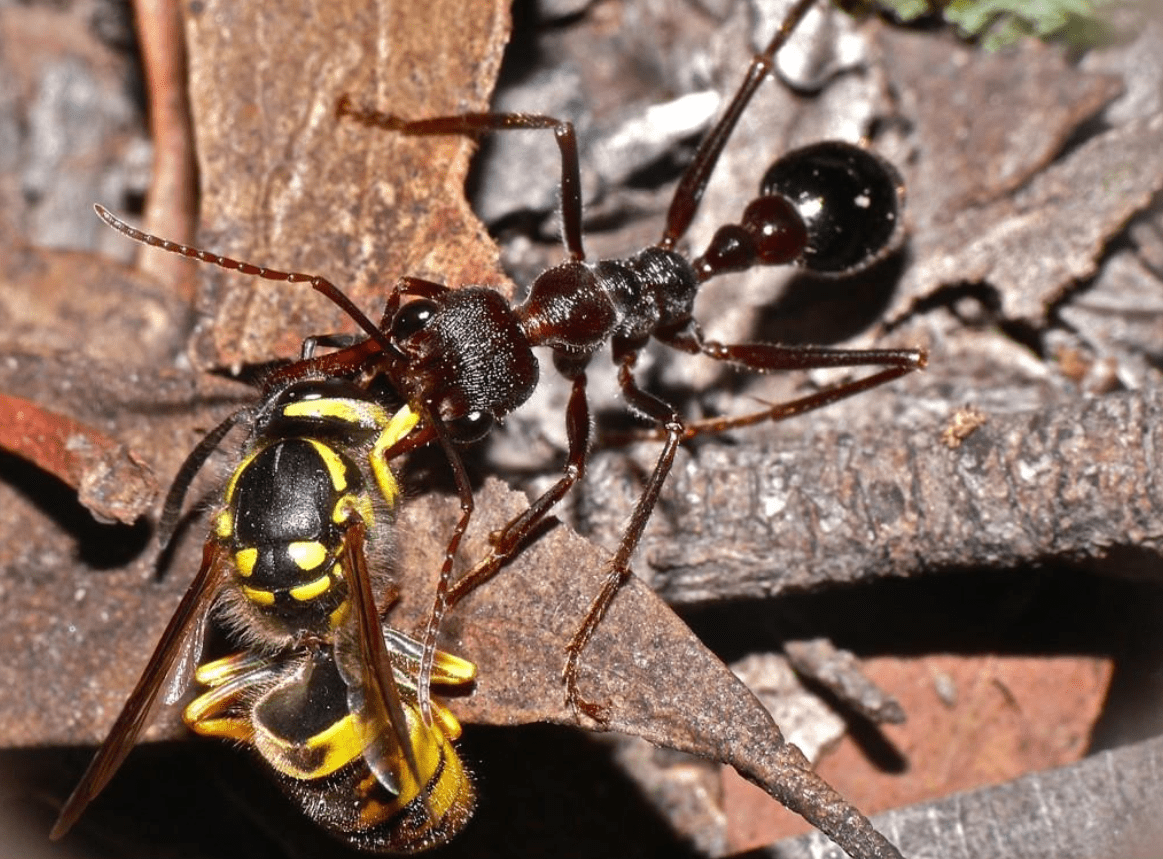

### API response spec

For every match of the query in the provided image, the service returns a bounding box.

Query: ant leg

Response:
[562,352,685,720]
[684,364,921,439]
[337,101,585,261]
[416,426,476,726]
[662,0,820,248]
[659,323,926,439]
[445,373,592,608]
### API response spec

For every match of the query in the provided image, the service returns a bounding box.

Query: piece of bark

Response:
[763,732,1163,859]
[784,638,906,725]
[180,0,515,368]
[576,387,1163,606]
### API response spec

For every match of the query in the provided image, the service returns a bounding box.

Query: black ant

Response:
[97,0,926,721]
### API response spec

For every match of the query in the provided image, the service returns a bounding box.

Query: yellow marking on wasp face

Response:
[241,585,276,606]
[334,493,375,527]
[283,397,391,430]
[215,510,233,539]
[234,547,257,577]
[287,540,327,570]
[305,438,350,492]
[289,573,332,602]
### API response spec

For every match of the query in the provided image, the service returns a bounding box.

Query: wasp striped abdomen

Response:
[185,631,477,852]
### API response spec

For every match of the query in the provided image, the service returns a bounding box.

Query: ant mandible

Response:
[98,0,926,721]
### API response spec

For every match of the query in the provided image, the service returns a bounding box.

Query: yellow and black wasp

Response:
[50,360,477,851]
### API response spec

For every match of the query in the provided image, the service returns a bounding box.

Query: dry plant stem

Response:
[0,392,156,524]
[784,638,907,724]
[736,738,905,859]
[133,0,198,299]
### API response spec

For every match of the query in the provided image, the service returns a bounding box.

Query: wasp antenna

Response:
[157,408,247,548]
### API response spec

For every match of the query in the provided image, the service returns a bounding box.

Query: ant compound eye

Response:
[445,409,494,444]
[391,299,439,345]
[760,141,903,275]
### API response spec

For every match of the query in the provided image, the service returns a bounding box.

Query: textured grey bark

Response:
[764,733,1163,859]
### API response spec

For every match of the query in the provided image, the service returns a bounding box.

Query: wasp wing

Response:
[331,520,421,799]
[51,539,230,839]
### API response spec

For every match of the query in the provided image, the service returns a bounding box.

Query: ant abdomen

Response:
[760,141,904,275]
[696,140,903,281]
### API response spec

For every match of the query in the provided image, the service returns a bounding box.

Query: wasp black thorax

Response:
[213,377,416,647]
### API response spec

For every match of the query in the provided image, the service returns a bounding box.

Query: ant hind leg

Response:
[660,322,926,440]
[563,353,686,720]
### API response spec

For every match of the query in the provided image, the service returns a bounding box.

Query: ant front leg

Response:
[443,372,597,714]
[406,420,475,727]
[337,99,586,261]
[446,372,591,602]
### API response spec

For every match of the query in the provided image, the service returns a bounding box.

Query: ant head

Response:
[386,288,539,443]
